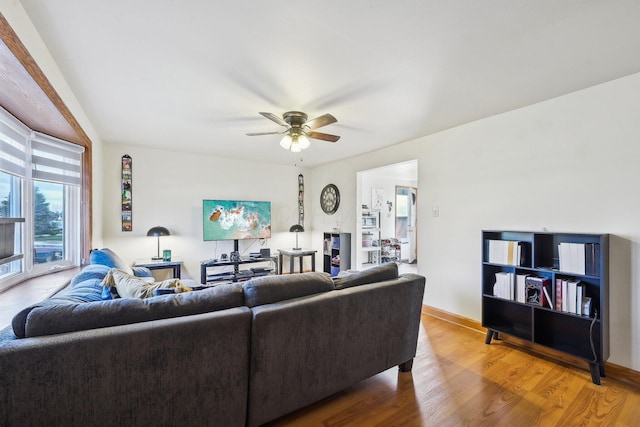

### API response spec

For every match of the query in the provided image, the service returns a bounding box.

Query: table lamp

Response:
[147,226,170,260]
[289,224,304,250]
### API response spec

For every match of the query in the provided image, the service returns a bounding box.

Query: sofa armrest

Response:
[247,274,425,426]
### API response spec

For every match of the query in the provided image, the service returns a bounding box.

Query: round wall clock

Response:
[320,184,340,215]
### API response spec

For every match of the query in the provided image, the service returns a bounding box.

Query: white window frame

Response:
[0,107,83,290]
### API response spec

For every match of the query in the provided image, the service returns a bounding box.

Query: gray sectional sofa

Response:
[0,249,425,427]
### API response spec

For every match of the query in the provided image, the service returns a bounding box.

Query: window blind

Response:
[0,117,28,178]
[31,132,84,185]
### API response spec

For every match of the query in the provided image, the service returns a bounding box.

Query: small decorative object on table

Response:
[163,249,172,261]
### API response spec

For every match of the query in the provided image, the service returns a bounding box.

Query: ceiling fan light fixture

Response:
[290,139,302,153]
[298,134,310,149]
[280,134,292,150]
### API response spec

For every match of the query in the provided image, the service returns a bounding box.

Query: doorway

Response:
[355,159,418,271]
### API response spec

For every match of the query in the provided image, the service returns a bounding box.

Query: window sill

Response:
[0,267,80,329]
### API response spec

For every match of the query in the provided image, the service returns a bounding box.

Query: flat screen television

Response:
[203,199,271,241]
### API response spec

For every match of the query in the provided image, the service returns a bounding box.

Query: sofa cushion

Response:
[89,248,134,275]
[243,272,334,308]
[11,277,105,338]
[332,262,399,290]
[22,282,245,337]
[100,268,191,299]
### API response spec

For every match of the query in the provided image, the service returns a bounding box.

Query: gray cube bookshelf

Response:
[481,230,609,385]
[323,232,351,277]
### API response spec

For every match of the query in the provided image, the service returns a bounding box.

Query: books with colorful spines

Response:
[488,240,527,266]
[555,278,563,311]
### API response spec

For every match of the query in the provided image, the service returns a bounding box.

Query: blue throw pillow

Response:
[89,248,133,275]
[70,264,111,287]
[131,266,153,277]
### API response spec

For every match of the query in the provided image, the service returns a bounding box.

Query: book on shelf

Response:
[557,279,589,315]
[524,276,552,307]
[487,240,529,266]
[493,272,514,300]
[566,279,578,313]
[516,274,529,303]
[558,242,600,276]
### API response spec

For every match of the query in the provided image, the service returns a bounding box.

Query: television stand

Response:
[200,256,278,284]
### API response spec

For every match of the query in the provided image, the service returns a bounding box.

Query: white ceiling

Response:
[18,0,640,167]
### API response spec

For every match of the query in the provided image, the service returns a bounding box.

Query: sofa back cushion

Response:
[12,277,106,338]
[332,262,398,290]
[243,272,334,308]
[22,282,244,338]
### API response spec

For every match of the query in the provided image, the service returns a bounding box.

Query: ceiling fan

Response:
[246,111,340,152]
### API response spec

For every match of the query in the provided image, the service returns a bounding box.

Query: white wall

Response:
[101,143,309,279]
[312,72,640,371]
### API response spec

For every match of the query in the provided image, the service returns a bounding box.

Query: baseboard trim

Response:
[422,304,640,388]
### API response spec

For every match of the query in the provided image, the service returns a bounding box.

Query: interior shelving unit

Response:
[323,232,351,277]
[481,230,609,385]
[361,212,381,267]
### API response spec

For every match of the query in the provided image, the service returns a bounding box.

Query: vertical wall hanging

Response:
[121,154,133,231]
[298,174,304,227]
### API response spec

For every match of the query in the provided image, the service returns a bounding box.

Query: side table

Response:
[277,249,317,274]
[134,258,183,279]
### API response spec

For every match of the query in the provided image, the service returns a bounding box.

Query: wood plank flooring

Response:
[267,313,640,427]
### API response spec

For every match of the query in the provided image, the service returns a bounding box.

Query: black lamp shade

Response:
[147,226,170,237]
[289,224,304,250]
[147,226,170,259]
[289,224,304,233]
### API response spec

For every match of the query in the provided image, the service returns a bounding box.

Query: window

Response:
[0,107,83,290]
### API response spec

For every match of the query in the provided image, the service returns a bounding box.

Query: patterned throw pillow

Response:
[100,268,192,298]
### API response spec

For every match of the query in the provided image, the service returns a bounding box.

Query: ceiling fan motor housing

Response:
[283,111,308,128]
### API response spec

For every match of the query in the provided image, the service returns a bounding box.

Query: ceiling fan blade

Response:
[307,131,340,142]
[305,113,337,130]
[259,112,289,127]
[246,131,285,136]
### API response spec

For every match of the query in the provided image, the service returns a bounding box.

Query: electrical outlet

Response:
[432,206,439,217]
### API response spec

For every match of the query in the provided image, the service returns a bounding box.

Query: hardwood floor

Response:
[268,313,640,426]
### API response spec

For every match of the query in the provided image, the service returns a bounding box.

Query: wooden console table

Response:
[278,249,317,274]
